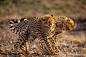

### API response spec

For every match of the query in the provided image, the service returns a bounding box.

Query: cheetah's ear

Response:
[51,15,53,17]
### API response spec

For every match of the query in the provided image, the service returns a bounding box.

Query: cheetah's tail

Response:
[9,18,27,34]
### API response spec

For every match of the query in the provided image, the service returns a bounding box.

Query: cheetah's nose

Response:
[62,28,65,30]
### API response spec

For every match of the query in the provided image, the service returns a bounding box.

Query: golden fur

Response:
[54,16,76,33]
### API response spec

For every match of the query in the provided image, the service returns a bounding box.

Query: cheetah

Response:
[54,16,76,33]
[41,16,76,54]
[9,14,57,54]
[9,15,76,55]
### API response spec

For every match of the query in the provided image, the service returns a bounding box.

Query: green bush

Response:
[63,10,67,13]
[0,11,2,16]
[42,4,52,10]
[12,0,21,6]
[83,0,86,4]
[12,0,20,4]
[52,3,59,9]
[59,6,64,9]
[66,4,70,7]
[0,1,9,6]
[44,11,50,14]
[55,9,63,15]
[21,1,27,5]
[81,5,85,9]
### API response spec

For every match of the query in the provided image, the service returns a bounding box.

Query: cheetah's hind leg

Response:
[25,41,29,54]
[25,41,35,54]
[20,41,35,55]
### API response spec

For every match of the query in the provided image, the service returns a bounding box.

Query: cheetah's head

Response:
[63,18,76,30]
[41,14,55,27]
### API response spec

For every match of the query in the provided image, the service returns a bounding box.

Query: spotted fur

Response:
[9,15,76,55]
[9,15,57,54]
[54,16,76,34]
[9,18,29,35]
[40,16,76,54]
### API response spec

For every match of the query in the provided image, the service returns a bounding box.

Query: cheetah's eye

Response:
[67,19,70,21]
[43,19,46,21]
[51,15,53,17]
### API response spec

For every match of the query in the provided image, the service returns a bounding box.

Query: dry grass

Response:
[0,0,86,22]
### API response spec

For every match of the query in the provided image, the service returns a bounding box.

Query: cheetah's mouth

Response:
[62,23,70,30]
[49,21,55,27]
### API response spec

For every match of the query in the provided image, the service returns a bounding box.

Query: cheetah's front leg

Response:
[48,37,61,53]
[40,41,52,54]
[40,38,57,55]
[40,40,58,55]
